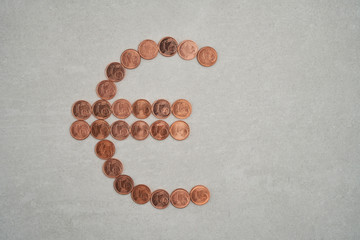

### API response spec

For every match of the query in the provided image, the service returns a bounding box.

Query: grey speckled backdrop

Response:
[1,0,359,239]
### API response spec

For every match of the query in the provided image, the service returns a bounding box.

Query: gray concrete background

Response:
[1,0,359,239]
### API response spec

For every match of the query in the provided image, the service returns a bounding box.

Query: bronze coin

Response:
[171,99,192,119]
[105,62,125,82]
[150,120,169,140]
[111,120,130,140]
[96,80,117,100]
[131,184,151,204]
[190,185,210,206]
[102,158,123,178]
[132,99,151,119]
[158,36,178,57]
[170,188,190,209]
[92,100,112,119]
[151,189,170,209]
[120,49,141,69]
[114,175,134,195]
[169,121,190,141]
[178,40,198,60]
[130,120,150,140]
[91,120,110,140]
[70,120,91,140]
[111,99,131,119]
[197,46,217,67]
[152,99,171,119]
[138,39,158,60]
[95,140,115,160]
[72,100,92,120]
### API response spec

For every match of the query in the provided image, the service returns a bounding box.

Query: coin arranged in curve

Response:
[121,49,141,69]
[158,36,178,57]
[70,120,91,140]
[91,120,110,140]
[111,99,131,119]
[152,99,171,119]
[178,40,198,60]
[105,62,125,82]
[111,120,130,140]
[131,120,150,140]
[132,99,151,119]
[150,120,169,140]
[131,184,151,204]
[95,140,115,160]
[151,189,170,209]
[190,185,210,205]
[197,46,217,67]
[171,99,192,119]
[72,100,92,120]
[169,121,190,141]
[114,175,134,195]
[138,39,158,60]
[170,188,190,209]
[96,80,117,100]
[102,158,123,178]
[92,100,112,119]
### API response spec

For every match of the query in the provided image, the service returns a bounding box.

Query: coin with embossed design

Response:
[111,120,130,140]
[131,184,151,204]
[96,80,116,100]
[114,175,134,195]
[171,99,192,119]
[121,49,141,69]
[95,140,115,160]
[150,120,169,140]
[91,120,110,140]
[158,37,178,57]
[105,62,125,82]
[102,158,123,178]
[190,185,210,205]
[72,100,92,120]
[70,120,91,140]
[151,189,170,209]
[170,121,190,141]
[152,99,171,119]
[111,99,131,119]
[132,99,151,119]
[178,40,198,60]
[170,188,190,209]
[197,46,217,67]
[130,121,150,140]
[138,39,158,60]
[92,100,112,119]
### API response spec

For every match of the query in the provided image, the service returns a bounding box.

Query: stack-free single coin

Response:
[170,188,190,208]
[114,175,134,195]
[131,120,150,140]
[70,120,91,140]
[91,120,110,140]
[138,39,158,60]
[151,189,170,209]
[171,99,192,119]
[152,99,171,119]
[105,62,126,82]
[111,99,131,119]
[121,49,141,69]
[95,140,115,160]
[178,40,198,60]
[190,185,210,205]
[92,100,112,119]
[111,120,130,140]
[150,120,170,140]
[102,158,123,178]
[158,37,178,57]
[72,100,92,120]
[132,99,151,119]
[131,184,151,204]
[170,121,190,141]
[96,80,117,100]
[197,46,217,67]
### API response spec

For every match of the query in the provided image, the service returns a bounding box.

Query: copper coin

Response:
[92,100,112,119]
[120,49,141,69]
[72,100,92,120]
[197,46,217,67]
[130,120,150,140]
[169,121,190,141]
[95,140,115,160]
[102,158,123,178]
[171,99,192,119]
[96,80,117,100]
[170,188,190,209]
[111,120,130,140]
[190,185,210,205]
[178,40,198,60]
[111,99,131,119]
[132,99,151,119]
[151,189,170,209]
[158,37,178,57]
[105,62,125,82]
[70,120,91,140]
[114,175,134,195]
[91,120,110,140]
[150,120,169,140]
[152,99,171,119]
[138,39,158,60]
[131,184,151,204]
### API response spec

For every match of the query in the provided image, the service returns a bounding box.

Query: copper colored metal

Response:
[132,99,151,119]
[92,100,112,119]
[114,175,134,195]
[111,120,130,140]
[72,100,92,120]
[190,185,210,205]
[138,39,158,60]
[91,120,110,140]
[178,40,198,60]
[105,62,126,82]
[120,49,141,69]
[111,99,131,119]
[197,46,217,67]
[102,158,123,178]
[171,99,192,119]
[158,37,178,57]
[96,80,117,100]
[95,140,115,160]
[169,121,190,141]
[152,99,171,119]
[170,188,190,209]
[70,120,91,140]
[150,120,169,140]
[151,189,170,209]
[131,184,151,204]
[130,121,150,140]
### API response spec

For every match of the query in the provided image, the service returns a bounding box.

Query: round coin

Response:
[197,46,217,67]
[105,62,125,82]
[114,175,134,195]
[150,120,169,140]
[72,100,92,120]
[152,99,171,119]
[95,140,115,160]
[170,188,190,209]
[169,121,190,141]
[151,189,170,209]
[120,49,141,69]
[158,37,178,57]
[111,120,130,140]
[96,80,117,100]
[171,99,192,119]
[102,158,123,178]
[178,40,198,60]
[91,120,110,140]
[132,99,151,119]
[131,184,151,204]
[130,120,150,140]
[138,39,158,60]
[70,120,91,140]
[111,99,131,119]
[190,185,210,206]
[92,100,112,119]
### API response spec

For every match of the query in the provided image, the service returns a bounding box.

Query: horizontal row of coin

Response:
[72,99,191,120]
[70,120,190,141]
